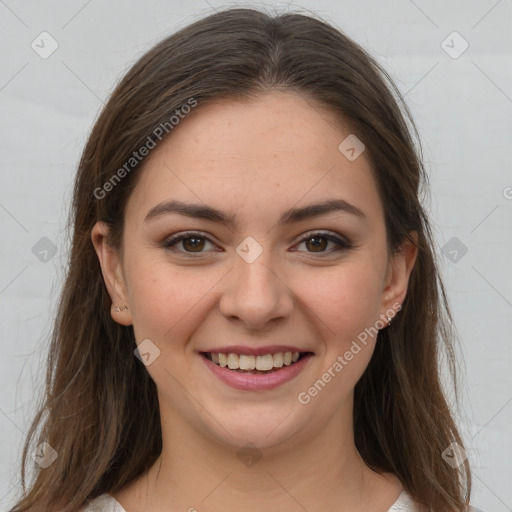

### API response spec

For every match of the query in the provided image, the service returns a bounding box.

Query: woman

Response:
[12,7,474,512]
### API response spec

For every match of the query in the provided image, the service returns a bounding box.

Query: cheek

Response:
[293,264,384,408]
[294,260,384,344]
[123,251,221,343]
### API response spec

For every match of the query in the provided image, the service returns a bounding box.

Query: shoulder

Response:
[387,489,421,511]
[78,493,127,512]
[388,490,487,512]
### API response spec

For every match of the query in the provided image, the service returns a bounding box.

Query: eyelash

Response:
[162,230,352,258]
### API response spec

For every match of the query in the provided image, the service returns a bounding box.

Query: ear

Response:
[91,221,133,326]
[380,232,418,320]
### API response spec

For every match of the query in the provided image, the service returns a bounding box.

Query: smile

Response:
[204,350,304,371]
[200,351,313,390]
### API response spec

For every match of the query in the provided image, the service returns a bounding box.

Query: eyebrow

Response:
[144,198,366,226]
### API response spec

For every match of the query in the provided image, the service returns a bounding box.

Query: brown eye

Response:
[305,235,328,252]
[294,231,352,255]
[164,233,216,255]
[182,236,206,252]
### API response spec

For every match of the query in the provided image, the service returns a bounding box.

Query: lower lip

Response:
[200,353,313,391]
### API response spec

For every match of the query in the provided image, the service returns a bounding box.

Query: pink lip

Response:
[201,345,308,356]
[200,352,313,391]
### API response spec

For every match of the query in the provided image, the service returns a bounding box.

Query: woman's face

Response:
[93,90,414,451]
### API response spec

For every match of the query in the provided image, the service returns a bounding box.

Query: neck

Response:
[118,396,403,512]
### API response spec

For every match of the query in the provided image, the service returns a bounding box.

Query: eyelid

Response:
[162,231,220,257]
[162,229,352,256]
[163,230,215,244]
[292,230,352,255]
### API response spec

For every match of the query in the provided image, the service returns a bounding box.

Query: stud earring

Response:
[114,305,128,312]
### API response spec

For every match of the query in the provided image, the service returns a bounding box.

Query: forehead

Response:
[125,90,383,228]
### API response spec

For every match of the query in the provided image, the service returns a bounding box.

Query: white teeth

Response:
[239,354,256,370]
[273,352,284,367]
[218,353,228,368]
[255,354,274,371]
[208,351,304,371]
[227,353,239,369]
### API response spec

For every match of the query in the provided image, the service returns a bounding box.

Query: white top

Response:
[80,490,486,511]
[81,489,420,511]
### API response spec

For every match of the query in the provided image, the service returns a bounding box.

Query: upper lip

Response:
[200,345,312,356]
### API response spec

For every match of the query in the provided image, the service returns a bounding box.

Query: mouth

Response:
[200,350,314,391]
[200,351,313,374]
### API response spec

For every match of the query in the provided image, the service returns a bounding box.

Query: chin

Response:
[203,404,306,451]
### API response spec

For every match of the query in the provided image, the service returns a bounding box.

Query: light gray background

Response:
[0,1,510,510]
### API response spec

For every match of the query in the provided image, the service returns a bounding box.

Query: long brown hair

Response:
[12,7,471,511]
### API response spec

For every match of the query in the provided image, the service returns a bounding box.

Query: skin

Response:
[92,90,418,512]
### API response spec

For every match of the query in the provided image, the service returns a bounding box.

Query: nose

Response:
[218,246,294,330]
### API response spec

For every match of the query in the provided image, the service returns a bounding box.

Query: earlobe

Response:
[91,221,133,326]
